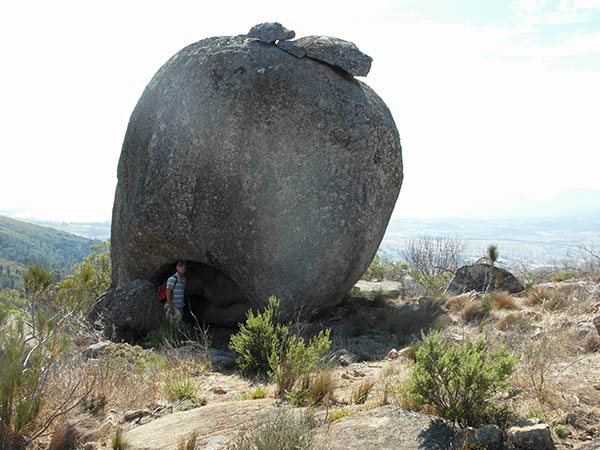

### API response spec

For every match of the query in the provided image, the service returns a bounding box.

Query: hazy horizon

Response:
[1,1,599,222]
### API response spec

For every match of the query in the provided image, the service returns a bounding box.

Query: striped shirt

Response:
[167,273,186,309]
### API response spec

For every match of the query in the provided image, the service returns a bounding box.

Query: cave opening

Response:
[153,260,251,329]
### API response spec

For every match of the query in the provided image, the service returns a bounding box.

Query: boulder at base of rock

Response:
[89,280,162,342]
[109,24,402,333]
[447,263,524,294]
[453,425,503,450]
[507,423,555,450]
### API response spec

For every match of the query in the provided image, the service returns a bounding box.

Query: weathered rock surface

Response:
[292,35,373,76]
[110,25,402,328]
[89,280,162,341]
[248,22,295,43]
[507,423,555,450]
[124,402,453,450]
[320,406,454,449]
[124,399,277,450]
[447,263,524,294]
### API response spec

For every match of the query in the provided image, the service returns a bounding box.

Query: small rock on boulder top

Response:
[247,22,295,43]
[447,263,524,294]
[108,23,403,331]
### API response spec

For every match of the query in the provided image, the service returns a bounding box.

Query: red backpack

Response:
[157,276,177,304]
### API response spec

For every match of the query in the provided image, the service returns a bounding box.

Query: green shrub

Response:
[229,296,332,401]
[111,428,128,450]
[408,330,516,427]
[269,329,331,398]
[362,255,386,281]
[229,296,289,376]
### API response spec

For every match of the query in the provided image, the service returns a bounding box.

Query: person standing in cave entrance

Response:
[165,261,186,324]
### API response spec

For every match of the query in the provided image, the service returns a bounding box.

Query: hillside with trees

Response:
[0,215,99,289]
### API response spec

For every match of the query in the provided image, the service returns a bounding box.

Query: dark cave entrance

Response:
[153,260,251,328]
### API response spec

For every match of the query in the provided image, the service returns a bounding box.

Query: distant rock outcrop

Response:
[447,263,524,294]
[106,23,403,334]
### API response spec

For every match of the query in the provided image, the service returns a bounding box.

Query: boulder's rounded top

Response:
[243,22,371,77]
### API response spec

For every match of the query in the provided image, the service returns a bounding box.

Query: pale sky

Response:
[1,0,599,221]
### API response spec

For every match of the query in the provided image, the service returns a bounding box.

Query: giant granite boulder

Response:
[447,263,524,294]
[107,23,403,330]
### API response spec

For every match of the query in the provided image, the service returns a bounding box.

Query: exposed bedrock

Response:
[109,24,403,328]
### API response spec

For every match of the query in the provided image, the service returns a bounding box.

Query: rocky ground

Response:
[44,277,600,450]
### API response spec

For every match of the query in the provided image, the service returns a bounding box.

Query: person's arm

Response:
[166,278,175,314]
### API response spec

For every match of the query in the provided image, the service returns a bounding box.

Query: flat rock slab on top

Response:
[291,35,373,77]
[248,22,295,43]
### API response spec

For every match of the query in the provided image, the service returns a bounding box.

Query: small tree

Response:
[408,330,516,427]
[404,236,464,296]
[21,265,53,340]
[486,244,499,266]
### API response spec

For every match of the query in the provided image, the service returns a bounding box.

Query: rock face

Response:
[109,24,403,329]
[447,263,524,294]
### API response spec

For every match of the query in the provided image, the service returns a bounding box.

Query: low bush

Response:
[229,296,332,402]
[408,330,516,427]
[269,329,331,398]
[229,296,289,376]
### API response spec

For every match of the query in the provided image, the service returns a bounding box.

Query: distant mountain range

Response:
[0,215,99,289]
[2,204,599,287]
[382,214,600,267]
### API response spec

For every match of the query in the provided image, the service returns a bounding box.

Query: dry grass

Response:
[178,432,199,450]
[523,286,568,310]
[461,300,488,324]
[308,370,336,406]
[351,379,375,405]
[444,294,472,314]
[492,291,519,310]
[496,312,532,332]
[383,297,448,335]
[374,361,412,407]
